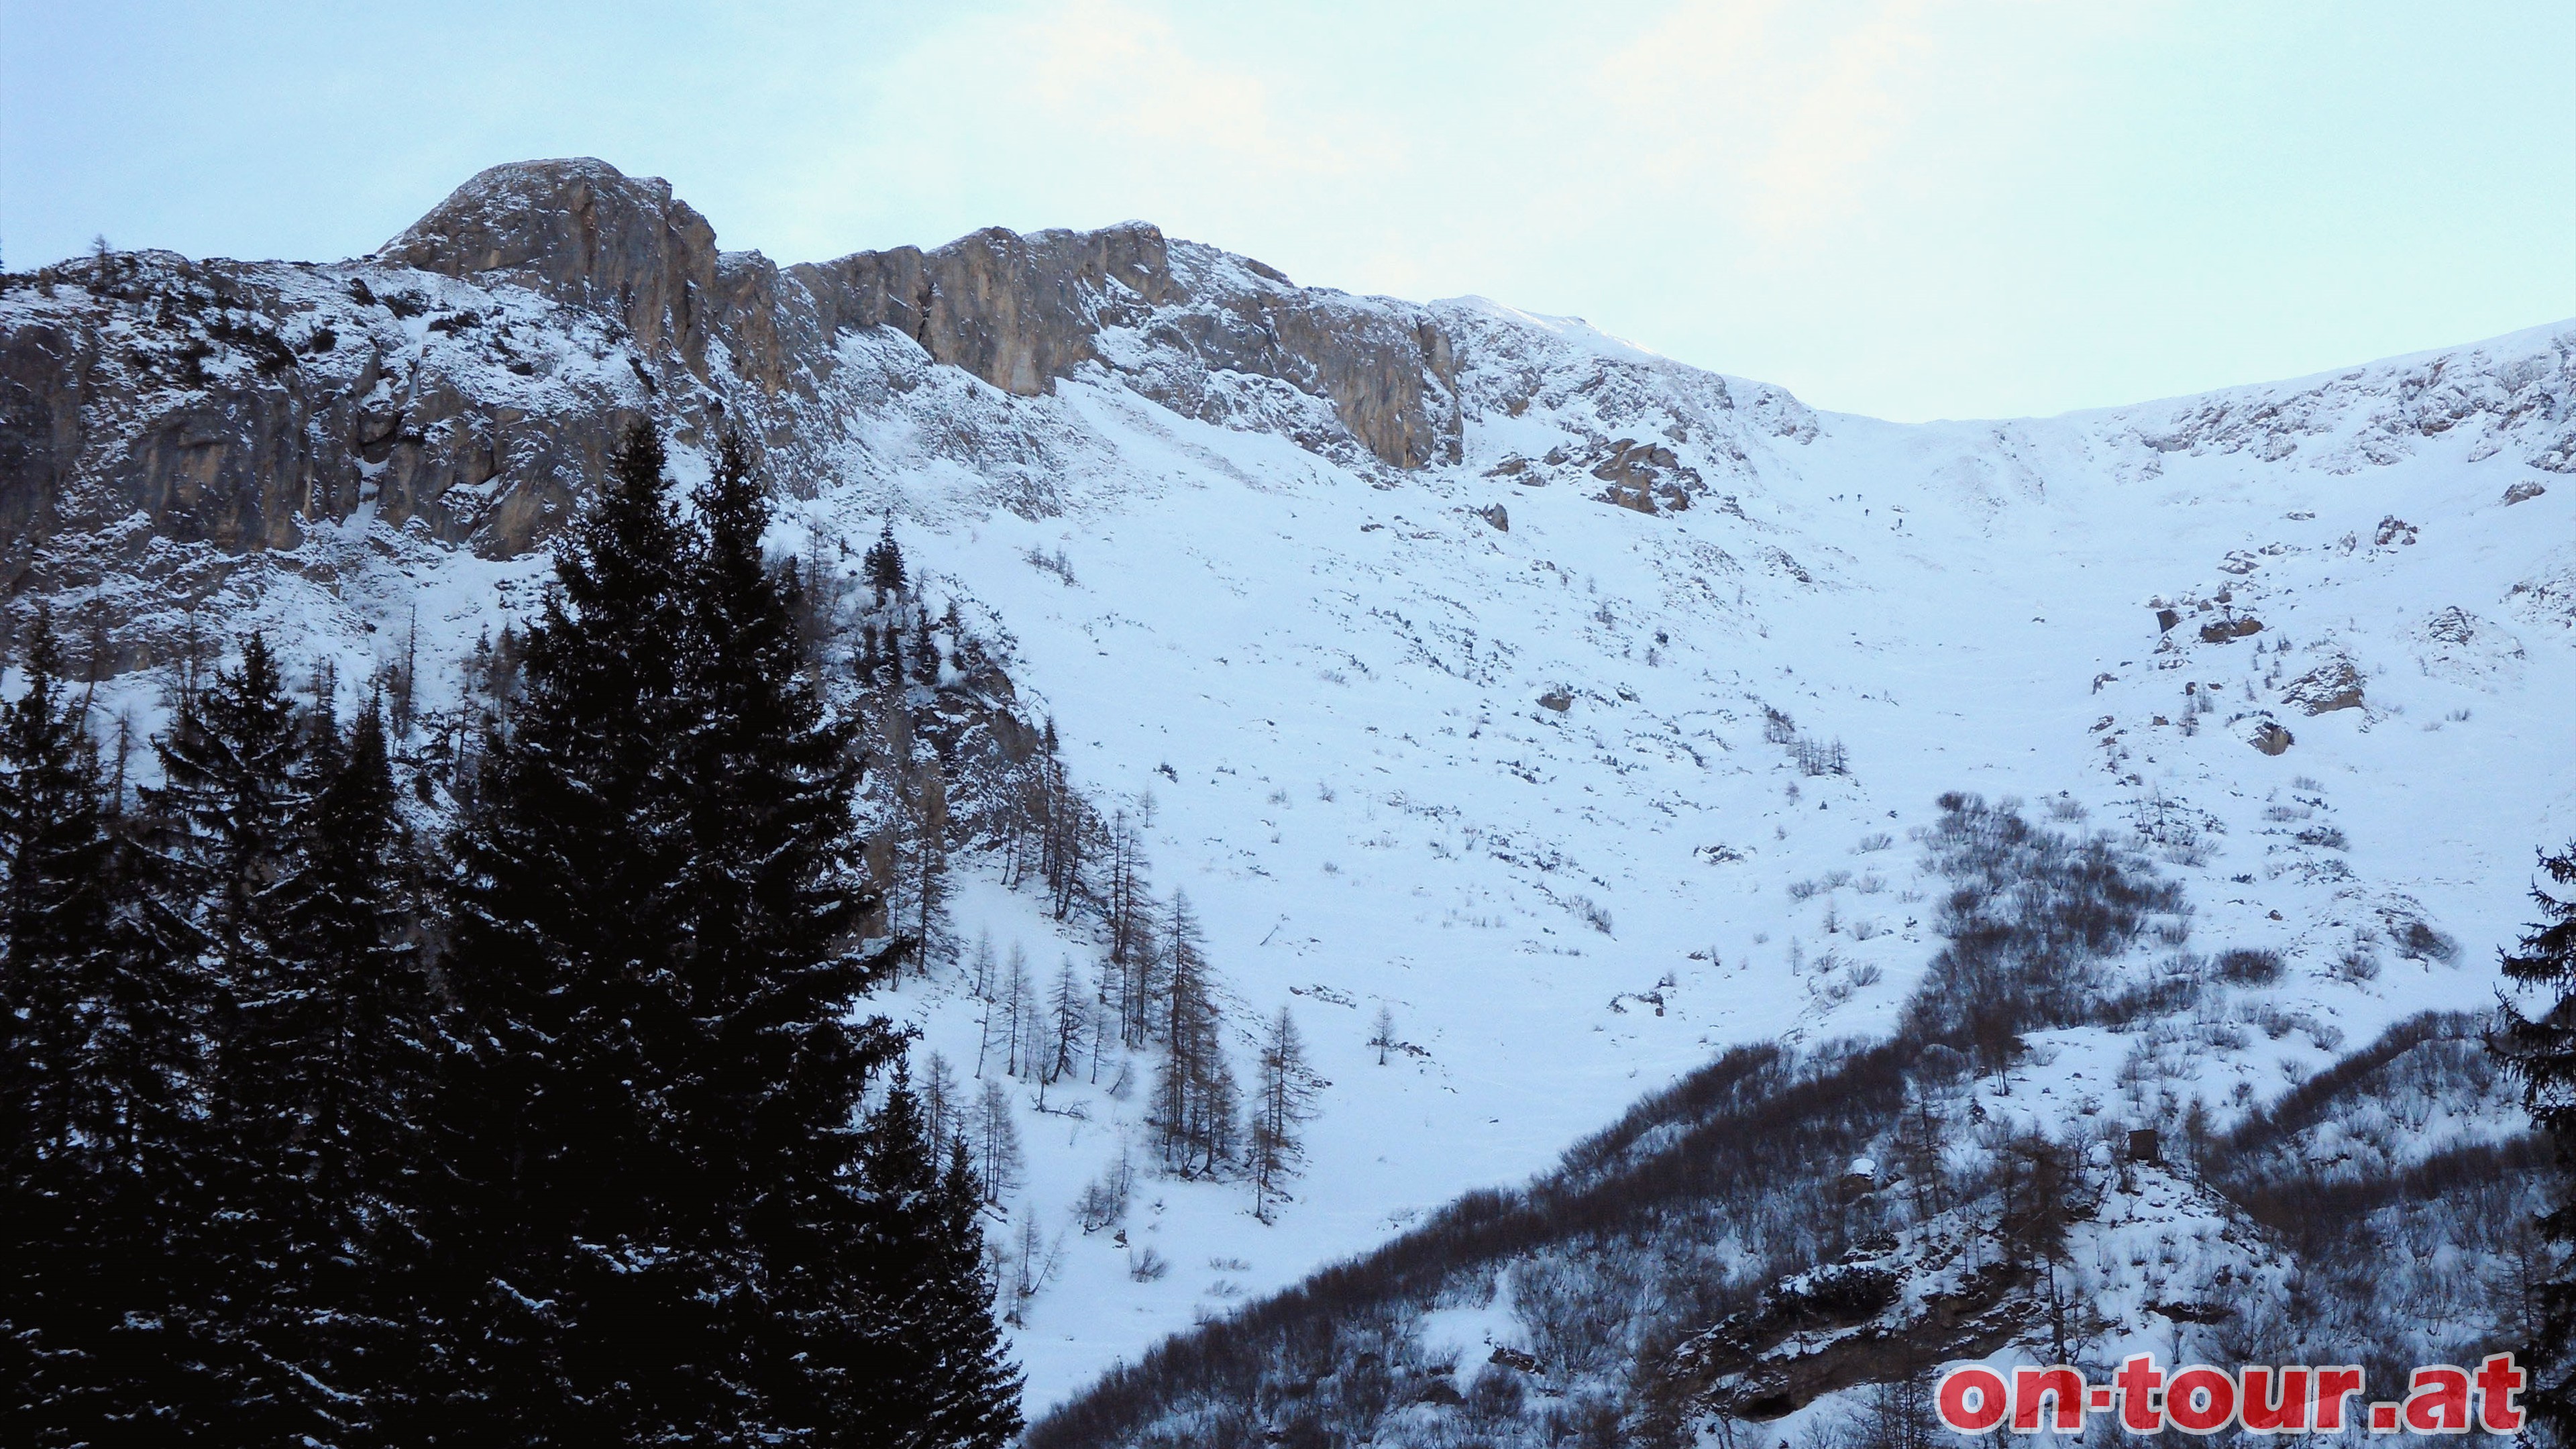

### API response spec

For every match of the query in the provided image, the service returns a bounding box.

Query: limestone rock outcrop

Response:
[382,158,723,369]
[0,157,1468,595]
[0,241,649,568]
[2281,657,2365,714]
[790,221,1461,468]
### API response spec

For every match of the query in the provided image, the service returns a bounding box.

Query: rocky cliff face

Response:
[0,157,1477,616]
[384,157,724,372]
[0,244,647,568]
[785,219,1464,467]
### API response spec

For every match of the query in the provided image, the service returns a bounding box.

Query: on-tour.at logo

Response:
[1935,1352,2524,1435]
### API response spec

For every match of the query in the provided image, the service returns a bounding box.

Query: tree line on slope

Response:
[1024,794,2177,1448]
[1029,794,2576,1449]
[837,519,1326,1232]
[0,427,1016,1447]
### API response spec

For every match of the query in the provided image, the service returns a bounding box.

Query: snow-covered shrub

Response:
[2215,947,2286,985]
[1898,793,2183,1070]
[2396,919,2462,963]
[1572,895,1614,934]
[1465,1363,1527,1421]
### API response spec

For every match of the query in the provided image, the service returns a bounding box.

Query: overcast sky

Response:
[4,0,2569,421]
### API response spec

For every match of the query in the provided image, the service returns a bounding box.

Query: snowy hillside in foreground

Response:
[5,162,2571,1421]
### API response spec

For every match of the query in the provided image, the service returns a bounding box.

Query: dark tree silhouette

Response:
[1,612,217,1444]
[864,521,907,604]
[443,426,1014,1444]
[2497,841,2576,1437]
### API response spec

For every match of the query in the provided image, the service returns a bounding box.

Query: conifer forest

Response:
[1,429,1020,1446]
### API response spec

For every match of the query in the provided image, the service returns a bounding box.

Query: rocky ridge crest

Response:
[0,159,1476,578]
[2,157,2569,672]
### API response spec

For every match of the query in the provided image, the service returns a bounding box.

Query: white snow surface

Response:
[28,253,2575,1417]
[839,310,2576,1411]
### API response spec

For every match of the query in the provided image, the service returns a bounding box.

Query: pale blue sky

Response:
[4,1,2569,421]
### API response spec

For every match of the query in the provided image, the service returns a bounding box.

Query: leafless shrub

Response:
[2394,920,2461,964]
[1900,792,2187,1070]
[2215,948,2285,986]
[2162,839,2210,868]
[1022,544,1078,586]
[1793,736,1849,776]
[2245,1002,2300,1038]
[1076,1155,1135,1232]
[1572,896,1614,935]
[1465,1364,1526,1422]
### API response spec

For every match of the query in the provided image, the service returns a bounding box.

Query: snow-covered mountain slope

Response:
[3,159,2571,1424]
[873,315,2575,1414]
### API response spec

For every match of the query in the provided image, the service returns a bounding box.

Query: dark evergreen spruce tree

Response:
[0,614,113,1439]
[1,613,109,1141]
[443,421,712,1443]
[145,631,305,990]
[864,522,906,604]
[910,605,940,686]
[445,425,1017,1445]
[251,697,443,1443]
[1,613,217,1445]
[2499,840,2576,1439]
[144,632,330,1438]
[850,1081,1021,1449]
[686,433,910,1437]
